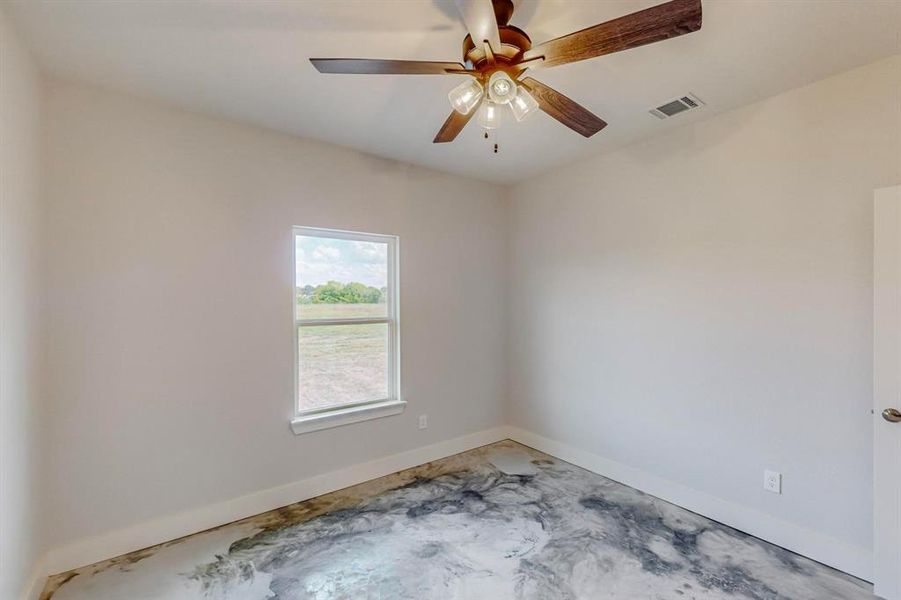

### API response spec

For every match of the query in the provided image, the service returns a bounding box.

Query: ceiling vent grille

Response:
[649,93,705,119]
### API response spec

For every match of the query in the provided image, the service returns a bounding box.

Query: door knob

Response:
[883,408,901,423]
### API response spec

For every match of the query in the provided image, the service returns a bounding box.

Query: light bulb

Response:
[447,78,483,115]
[487,71,517,105]
[510,85,539,122]
[478,101,500,130]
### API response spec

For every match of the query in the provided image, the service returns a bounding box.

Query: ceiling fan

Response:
[311,0,702,144]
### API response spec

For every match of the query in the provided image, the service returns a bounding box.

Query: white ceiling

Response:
[7,0,900,184]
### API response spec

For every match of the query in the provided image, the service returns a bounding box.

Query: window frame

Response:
[290,226,403,435]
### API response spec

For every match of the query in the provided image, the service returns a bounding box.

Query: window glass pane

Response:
[298,323,389,412]
[296,235,388,320]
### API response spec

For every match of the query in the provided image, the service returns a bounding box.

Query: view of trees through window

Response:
[295,232,394,413]
[297,281,387,306]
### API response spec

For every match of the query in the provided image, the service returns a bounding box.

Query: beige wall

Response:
[17,36,901,589]
[0,7,46,599]
[40,81,507,550]
[507,55,901,572]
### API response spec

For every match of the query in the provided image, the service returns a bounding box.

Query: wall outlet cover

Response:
[418,414,428,430]
[764,470,782,494]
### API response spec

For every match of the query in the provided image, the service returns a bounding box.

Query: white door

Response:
[875,185,901,600]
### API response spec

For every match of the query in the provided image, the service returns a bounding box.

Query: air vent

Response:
[649,93,705,119]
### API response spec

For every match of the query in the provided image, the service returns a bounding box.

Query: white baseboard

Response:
[31,424,872,593]
[504,426,872,582]
[40,426,508,579]
[22,556,48,600]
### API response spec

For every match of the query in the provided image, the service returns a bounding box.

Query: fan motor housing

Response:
[462,26,532,70]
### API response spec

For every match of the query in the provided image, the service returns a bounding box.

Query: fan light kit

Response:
[478,101,500,130]
[511,86,540,122]
[311,0,702,149]
[448,78,484,115]
[487,71,517,105]
[450,72,538,125]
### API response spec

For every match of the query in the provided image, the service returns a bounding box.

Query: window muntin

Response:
[294,227,398,416]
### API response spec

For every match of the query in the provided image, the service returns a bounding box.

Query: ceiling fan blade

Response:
[311,58,465,74]
[520,77,607,138]
[522,0,702,69]
[454,0,501,51]
[433,108,477,143]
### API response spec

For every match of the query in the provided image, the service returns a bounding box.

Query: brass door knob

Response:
[883,408,901,423]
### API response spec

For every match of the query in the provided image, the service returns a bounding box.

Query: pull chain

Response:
[481,128,499,154]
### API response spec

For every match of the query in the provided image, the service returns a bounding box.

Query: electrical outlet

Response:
[418,414,428,430]
[764,470,782,494]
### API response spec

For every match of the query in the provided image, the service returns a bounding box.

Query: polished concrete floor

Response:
[42,441,873,599]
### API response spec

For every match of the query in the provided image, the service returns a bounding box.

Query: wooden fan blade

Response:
[433,108,477,143]
[520,77,607,138]
[310,58,465,75]
[522,0,702,69]
[454,0,501,51]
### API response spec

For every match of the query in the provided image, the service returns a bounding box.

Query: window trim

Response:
[290,226,403,435]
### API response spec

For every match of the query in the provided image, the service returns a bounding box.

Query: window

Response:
[290,226,402,434]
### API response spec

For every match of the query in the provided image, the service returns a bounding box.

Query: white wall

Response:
[507,55,901,570]
[40,81,507,552]
[27,44,901,586]
[0,8,46,599]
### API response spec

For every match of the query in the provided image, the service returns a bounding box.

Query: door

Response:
[875,185,901,599]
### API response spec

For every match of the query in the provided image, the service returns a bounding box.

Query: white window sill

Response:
[290,399,407,435]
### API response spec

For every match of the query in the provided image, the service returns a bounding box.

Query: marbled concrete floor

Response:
[42,441,873,599]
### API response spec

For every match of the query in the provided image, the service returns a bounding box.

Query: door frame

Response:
[874,185,901,599]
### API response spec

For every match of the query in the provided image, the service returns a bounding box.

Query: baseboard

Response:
[505,426,872,581]
[31,424,874,588]
[40,426,508,579]
[22,556,48,600]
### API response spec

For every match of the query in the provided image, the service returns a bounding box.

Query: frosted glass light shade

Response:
[487,71,517,105]
[478,101,500,130]
[510,85,539,122]
[448,78,483,115]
